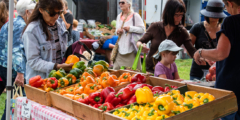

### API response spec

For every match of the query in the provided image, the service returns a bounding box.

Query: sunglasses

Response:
[119,1,125,5]
[45,9,63,17]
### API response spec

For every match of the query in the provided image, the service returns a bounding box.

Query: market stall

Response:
[22,57,238,120]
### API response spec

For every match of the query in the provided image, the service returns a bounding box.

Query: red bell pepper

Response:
[164,84,178,92]
[100,87,115,100]
[153,91,163,97]
[121,97,131,105]
[29,75,43,87]
[93,104,102,109]
[105,92,123,106]
[99,102,114,112]
[88,92,104,104]
[115,104,125,108]
[77,96,89,105]
[127,95,136,104]
[131,74,146,83]
[46,77,58,89]
[152,86,164,92]
[133,84,153,93]
[118,87,134,100]
[126,83,138,91]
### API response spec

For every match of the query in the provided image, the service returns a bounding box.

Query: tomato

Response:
[206,73,212,81]
[212,74,216,81]
[209,66,216,75]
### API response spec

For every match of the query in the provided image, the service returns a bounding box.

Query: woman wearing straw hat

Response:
[189,0,227,80]
[194,0,240,119]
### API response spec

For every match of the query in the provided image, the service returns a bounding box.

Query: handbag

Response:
[11,83,23,120]
[111,12,132,63]
[130,13,145,53]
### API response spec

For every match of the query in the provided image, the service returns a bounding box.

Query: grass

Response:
[0,59,192,118]
[0,93,6,118]
[175,59,192,80]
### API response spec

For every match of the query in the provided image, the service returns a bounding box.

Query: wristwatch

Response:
[199,49,203,58]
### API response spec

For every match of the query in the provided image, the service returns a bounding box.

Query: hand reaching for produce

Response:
[57,63,74,72]
[123,26,130,32]
[141,44,149,54]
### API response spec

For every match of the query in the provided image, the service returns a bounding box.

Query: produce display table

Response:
[80,39,106,54]
[15,97,77,120]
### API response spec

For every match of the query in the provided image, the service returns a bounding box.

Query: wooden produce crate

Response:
[73,100,104,120]
[104,84,238,120]
[24,84,52,106]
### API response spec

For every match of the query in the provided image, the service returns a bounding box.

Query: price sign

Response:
[21,99,31,118]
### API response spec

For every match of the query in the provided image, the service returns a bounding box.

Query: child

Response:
[153,40,183,81]
[71,19,80,43]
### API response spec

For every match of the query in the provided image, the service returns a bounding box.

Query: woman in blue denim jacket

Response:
[22,0,73,83]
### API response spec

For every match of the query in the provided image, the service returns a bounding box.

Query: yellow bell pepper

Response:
[193,93,205,101]
[58,77,69,88]
[171,105,186,115]
[128,104,139,114]
[153,95,174,115]
[136,106,145,117]
[131,116,145,120]
[155,114,169,120]
[136,86,154,104]
[142,108,158,120]
[167,90,180,97]
[184,91,198,102]
[183,99,200,110]
[113,109,121,116]
[121,111,135,120]
[196,93,215,105]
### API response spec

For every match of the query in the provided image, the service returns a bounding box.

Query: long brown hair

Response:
[0,1,8,29]
[22,0,63,40]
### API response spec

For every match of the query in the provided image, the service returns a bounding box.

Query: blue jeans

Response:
[222,112,240,120]
[0,65,25,120]
[190,76,202,80]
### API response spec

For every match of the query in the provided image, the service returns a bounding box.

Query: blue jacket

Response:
[22,20,68,83]
[0,16,26,77]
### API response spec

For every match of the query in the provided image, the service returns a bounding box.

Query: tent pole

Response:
[6,0,14,119]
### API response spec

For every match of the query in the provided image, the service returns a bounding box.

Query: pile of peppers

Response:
[112,89,216,120]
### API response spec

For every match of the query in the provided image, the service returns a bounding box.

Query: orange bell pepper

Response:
[80,76,96,87]
[107,75,118,87]
[64,94,75,99]
[84,83,98,94]
[65,55,80,64]
[119,73,131,82]
[97,84,103,90]
[74,86,84,95]
[80,72,93,82]
[57,89,67,95]
[73,94,82,100]
[99,72,110,88]
[65,87,75,94]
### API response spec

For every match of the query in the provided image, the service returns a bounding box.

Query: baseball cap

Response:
[92,41,99,51]
[153,40,183,59]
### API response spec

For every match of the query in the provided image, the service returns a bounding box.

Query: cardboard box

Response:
[24,84,51,106]
[104,83,238,120]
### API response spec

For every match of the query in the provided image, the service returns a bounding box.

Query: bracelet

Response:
[199,49,203,58]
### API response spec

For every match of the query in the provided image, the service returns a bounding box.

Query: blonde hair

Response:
[73,19,78,28]
[125,0,134,12]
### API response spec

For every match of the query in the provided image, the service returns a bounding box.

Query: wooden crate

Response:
[104,84,238,120]
[24,84,51,106]
[73,100,104,120]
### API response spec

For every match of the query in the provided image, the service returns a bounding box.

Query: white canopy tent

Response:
[6,0,14,119]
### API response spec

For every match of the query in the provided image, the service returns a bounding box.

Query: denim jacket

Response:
[0,16,26,78]
[22,20,68,83]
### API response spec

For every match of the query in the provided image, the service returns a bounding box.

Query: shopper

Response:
[193,0,240,119]
[0,1,8,29]
[189,0,227,80]
[112,0,145,70]
[153,40,183,81]
[22,0,73,84]
[0,0,35,119]
[61,0,73,46]
[72,19,80,43]
[137,0,196,73]
[92,35,118,66]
